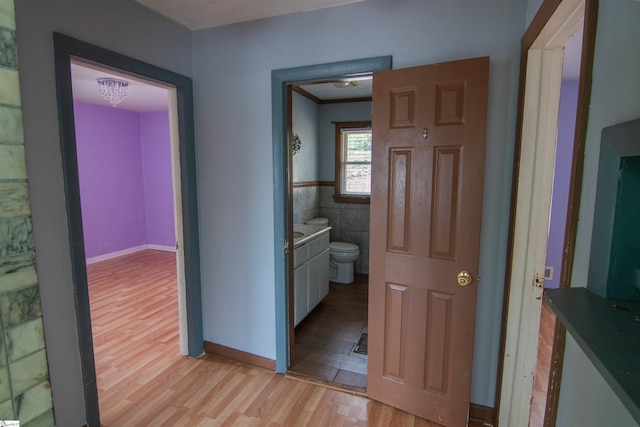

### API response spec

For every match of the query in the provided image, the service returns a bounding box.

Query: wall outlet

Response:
[544,266,554,281]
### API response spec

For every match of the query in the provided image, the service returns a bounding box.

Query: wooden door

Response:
[368,56,489,427]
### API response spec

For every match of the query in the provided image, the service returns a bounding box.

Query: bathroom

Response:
[291,81,372,277]
[289,78,372,390]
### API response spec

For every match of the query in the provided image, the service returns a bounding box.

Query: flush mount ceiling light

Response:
[97,77,129,107]
[332,80,359,88]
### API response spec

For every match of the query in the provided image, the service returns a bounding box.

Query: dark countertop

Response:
[545,287,640,424]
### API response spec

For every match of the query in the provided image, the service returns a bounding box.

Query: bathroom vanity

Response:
[293,225,330,326]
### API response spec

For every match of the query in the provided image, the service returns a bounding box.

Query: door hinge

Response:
[284,241,290,256]
[534,272,544,288]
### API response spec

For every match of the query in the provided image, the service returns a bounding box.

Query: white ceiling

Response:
[134,0,367,30]
[298,77,372,101]
[71,62,169,112]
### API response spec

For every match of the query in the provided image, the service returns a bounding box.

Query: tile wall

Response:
[0,1,54,425]
[292,185,319,226]
[292,184,370,274]
[319,186,369,274]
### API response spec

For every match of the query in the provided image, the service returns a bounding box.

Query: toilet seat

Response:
[329,241,359,253]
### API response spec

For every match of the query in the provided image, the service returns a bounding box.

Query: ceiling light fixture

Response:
[332,80,358,88]
[97,78,129,107]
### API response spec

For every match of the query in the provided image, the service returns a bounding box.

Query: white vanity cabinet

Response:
[293,230,330,326]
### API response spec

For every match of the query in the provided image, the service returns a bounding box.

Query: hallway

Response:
[87,251,435,426]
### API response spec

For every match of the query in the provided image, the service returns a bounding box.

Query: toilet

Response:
[306,217,360,284]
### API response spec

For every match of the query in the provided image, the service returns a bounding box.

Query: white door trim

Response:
[498,0,584,424]
[168,88,189,355]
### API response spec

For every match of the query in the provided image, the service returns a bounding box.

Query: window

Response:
[334,121,372,204]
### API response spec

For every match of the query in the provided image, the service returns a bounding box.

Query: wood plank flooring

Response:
[529,294,556,427]
[87,250,440,426]
[289,274,369,391]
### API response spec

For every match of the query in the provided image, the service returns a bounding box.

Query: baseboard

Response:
[469,403,496,426]
[86,244,175,264]
[86,245,149,264]
[205,340,492,424]
[204,341,276,371]
[148,244,176,252]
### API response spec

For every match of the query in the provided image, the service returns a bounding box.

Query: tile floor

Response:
[289,274,369,391]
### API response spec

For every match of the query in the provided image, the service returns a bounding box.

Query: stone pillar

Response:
[0,1,54,424]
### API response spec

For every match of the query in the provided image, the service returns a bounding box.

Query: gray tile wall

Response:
[0,1,54,424]
[319,186,369,274]
[293,184,370,274]
[292,186,320,226]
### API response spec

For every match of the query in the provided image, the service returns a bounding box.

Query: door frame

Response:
[496,0,598,424]
[271,56,392,372]
[53,33,203,425]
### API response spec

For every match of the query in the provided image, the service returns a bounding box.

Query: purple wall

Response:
[141,111,176,248]
[545,79,579,288]
[74,101,175,259]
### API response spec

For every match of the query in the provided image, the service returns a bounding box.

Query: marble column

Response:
[0,1,54,424]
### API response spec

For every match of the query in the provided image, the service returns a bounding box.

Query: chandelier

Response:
[97,78,129,107]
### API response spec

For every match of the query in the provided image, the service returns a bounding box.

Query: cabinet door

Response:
[308,253,320,311]
[318,249,330,301]
[294,263,308,326]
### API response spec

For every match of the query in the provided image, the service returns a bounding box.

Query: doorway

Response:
[529,26,583,427]
[271,56,392,375]
[286,78,373,391]
[69,59,183,420]
[53,33,203,425]
[274,56,491,427]
[497,0,597,424]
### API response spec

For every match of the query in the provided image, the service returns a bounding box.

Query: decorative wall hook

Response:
[292,134,302,155]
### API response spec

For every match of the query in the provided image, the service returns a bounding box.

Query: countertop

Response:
[545,287,640,424]
[293,224,331,248]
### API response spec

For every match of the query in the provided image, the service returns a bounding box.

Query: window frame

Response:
[334,121,372,204]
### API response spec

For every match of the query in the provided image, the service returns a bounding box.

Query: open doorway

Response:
[69,60,183,422]
[270,56,391,378]
[529,27,584,427]
[498,0,597,424]
[53,33,202,425]
[285,78,373,391]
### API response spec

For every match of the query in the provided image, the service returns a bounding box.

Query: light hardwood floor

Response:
[529,294,556,427]
[87,250,439,426]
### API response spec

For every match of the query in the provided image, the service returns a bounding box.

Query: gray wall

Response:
[14,1,192,424]
[193,0,526,406]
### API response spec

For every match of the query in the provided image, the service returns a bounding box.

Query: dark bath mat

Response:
[353,333,368,355]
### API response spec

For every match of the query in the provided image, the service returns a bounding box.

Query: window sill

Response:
[333,195,370,205]
[545,287,640,424]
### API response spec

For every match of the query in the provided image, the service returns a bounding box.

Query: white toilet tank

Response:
[305,217,329,226]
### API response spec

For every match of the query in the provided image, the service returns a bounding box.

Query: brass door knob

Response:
[457,271,473,286]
